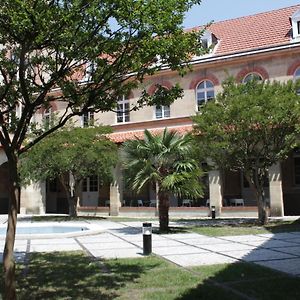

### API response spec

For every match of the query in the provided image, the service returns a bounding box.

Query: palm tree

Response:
[123,128,203,231]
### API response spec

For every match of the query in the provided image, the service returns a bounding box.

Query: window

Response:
[293,68,300,94]
[117,96,130,123]
[295,158,300,185]
[43,108,52,130]
[48,178,60,193]
[82,111,94,127]
[155,105,170,119]
[89,175,98,192]
[196,80,214,110]
[82,61,96,82]
[291,10,300,39]
[294,148,300,185]
[294,68,300,79]
[82,176,98,192]
[201,39,208,49]
[243,73,263,83]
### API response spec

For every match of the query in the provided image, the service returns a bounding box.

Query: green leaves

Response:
[123,128,203,198]
[19,126,117,185]
[0,0,204,156]
[193,77,300,185]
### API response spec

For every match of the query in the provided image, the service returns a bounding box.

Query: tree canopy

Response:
[193,78,300,224]
[123,129,203,231]
[0,1,204,297]
[20,126,117,216]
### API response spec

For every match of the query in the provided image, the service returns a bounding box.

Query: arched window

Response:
[196,80,214,110]
[294,68,300,94]
[243,73,263,83]
[294,67,300,80]
[154,86,171,119]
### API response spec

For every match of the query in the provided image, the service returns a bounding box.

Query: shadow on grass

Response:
[153,226,191,234]
[174,217,300,235]
[3,252,160,300]
[175,262,300,300]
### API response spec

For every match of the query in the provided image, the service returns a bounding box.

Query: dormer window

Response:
[200,30,216,52]
[291,9,300,40]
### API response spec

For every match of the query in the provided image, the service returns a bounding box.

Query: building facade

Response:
[1,5,300,216]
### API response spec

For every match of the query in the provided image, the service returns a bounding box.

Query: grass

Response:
[2,252,300,300]
[185,219,300,236]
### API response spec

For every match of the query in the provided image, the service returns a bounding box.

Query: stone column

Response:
[208,169,223,216]
[20,181,46,214]
[109,164,123,216]
[268,162,284,217]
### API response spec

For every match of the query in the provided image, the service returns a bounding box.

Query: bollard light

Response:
[142,222,152,255]
[211,206,216,219]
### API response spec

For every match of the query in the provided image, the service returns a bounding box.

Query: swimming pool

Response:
[0,222,103,239]
[0,225,88,235]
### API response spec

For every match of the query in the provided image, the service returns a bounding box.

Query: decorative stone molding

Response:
[236,66,269,82]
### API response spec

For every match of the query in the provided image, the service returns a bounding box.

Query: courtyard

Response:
[0,216,299,299]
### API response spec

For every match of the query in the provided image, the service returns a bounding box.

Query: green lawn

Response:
[185,219,300,236]
[2,252,300,299]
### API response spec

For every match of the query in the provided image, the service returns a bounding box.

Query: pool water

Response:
[0,226,88,235]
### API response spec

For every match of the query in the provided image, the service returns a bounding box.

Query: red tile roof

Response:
[108,125,193,143]
[192,5,300,56]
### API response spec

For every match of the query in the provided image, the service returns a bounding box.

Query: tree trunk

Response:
[158,190,169,232]
[246,169,269,225]
[68,180,82,217]
[59,174,77,217]
[257,193,268,225]
[68,197,77,217]
[3,157,19,300]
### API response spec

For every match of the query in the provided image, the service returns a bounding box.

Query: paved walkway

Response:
[1,220,300,277]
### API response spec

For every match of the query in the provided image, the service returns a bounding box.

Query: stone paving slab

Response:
[181,237,232,245]
[160,233,207,240]
[30,238,78,245]
[280,237,300,245]
[199,242,256,252]
[241,239,299,248]
[29,239,82,252]
[258,233,299,240]
[152,245,209,256]
[220,235,269,243]
[164,252,237,267]
[273,246,300,256]
[222,248,296,262]
[83,241,138,251]
[256,258,300,276]
[77,233,122,243]
[89,247,143,259]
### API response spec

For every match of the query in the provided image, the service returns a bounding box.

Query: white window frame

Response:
[116,96,130,123]
[81,61,96,82]
[82,175,99,192]
[242,72,263,83]
[154,105,170,119]
[81,111,94,127]
[43,107,52,129]
[196,80,215,111]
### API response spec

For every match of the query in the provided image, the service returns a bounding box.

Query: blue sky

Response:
[183,0,300,28]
